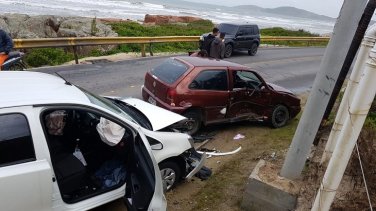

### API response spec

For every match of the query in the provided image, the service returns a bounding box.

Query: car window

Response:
[246,27,254,35]
[238,27,246,35]
[233,71,262,89]
[189,70,228,91]
[76,86,139,125]
[0,113,36,167]
[218,24,238,35]
[150,59,189,84]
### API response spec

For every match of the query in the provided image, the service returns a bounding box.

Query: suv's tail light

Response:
[167,88,176,106]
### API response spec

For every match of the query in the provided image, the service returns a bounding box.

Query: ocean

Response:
[0,0,335,35]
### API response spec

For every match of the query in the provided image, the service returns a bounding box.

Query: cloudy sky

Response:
[186,0,344,18]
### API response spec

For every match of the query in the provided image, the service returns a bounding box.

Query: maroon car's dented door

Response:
[226,69,271,120]
[185,67,230,123]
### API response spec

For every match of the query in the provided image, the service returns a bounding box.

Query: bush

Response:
[25,48,75,67]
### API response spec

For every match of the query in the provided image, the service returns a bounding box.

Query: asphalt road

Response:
[34,47,326,99]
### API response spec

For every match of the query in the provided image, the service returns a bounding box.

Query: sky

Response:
[186,0,344,18]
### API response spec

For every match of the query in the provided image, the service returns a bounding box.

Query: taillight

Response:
[167,88,176,106]
[145,72,149,80]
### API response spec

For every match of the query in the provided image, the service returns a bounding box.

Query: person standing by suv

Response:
[203,28,219,56]
[210,33,225,59]
[0,29,14,71]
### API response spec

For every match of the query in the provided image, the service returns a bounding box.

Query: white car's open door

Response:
[124,128,166,211]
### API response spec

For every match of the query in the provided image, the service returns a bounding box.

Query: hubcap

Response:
[160,168,176,192]
[275,110,286,124]
[226,46,232,56]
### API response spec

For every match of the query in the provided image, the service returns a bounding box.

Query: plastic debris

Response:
[271,152,276,158]
[197,146,242,156]
[233,134,245,140]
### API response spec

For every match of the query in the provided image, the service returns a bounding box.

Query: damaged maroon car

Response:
[142,57,301,134]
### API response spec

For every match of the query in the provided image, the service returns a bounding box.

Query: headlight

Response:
[199,35,204,41]
[188,136,194,147]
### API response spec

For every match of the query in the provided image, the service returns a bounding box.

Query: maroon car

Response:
[142,57,301,134]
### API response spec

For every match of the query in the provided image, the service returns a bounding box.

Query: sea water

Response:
[0,0,334,34]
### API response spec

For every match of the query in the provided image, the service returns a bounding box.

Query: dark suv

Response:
[200,23,260,58]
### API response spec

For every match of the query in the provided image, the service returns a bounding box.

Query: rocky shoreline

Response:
[0,13,205,39]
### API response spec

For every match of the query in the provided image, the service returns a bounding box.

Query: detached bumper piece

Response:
[185,148,212,181]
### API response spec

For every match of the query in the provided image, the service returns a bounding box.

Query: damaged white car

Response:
[0,71,208,211]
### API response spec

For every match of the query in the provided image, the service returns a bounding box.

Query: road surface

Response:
[34,47,326,99]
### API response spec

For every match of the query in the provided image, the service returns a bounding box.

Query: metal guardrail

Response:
[13,36,330,64]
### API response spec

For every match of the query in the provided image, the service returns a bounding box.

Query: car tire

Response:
[248,43,258,56]
[159,161,181,192]
[183,111,202,135]
[225,44,233,58]
[268,105,289,128]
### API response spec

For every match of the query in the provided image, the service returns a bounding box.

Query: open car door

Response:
[124,128,166,211]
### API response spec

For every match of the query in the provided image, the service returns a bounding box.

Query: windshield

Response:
[218,24,238,35]
[76,86,139,125]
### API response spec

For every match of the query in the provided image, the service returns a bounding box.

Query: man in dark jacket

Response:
[203,28,219,56]
[0,29,14,71]
[210,33,225,59]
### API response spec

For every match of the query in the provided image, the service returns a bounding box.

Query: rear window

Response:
[150,59,189,84]
[218,24,238,35]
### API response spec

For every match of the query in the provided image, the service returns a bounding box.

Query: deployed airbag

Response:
[96,117,125,146]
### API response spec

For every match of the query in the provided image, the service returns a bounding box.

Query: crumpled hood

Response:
[120,98,186,131]
[267,82,294,94]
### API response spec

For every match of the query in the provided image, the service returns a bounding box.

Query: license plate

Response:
[148,96,156,105]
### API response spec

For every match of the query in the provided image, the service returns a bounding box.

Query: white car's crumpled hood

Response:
[120,97,186,131]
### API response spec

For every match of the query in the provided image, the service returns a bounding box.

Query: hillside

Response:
[233,5,335,22]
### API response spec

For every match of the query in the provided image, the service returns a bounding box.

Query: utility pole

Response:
[312,35,376,211]
[280,0,368,180]
[320,0,376,166]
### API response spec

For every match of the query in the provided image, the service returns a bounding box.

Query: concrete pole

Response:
[312,40,376,211]
[320,25,376,166]
[280,0,367,179]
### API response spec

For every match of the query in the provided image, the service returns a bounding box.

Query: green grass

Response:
[24,23,327,67]
[190,113,301,210]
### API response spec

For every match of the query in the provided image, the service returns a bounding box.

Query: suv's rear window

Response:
[218,24,238,35]
[151,59,189,84]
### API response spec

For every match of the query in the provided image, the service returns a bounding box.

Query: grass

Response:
[23,22,327,67]
[190,113,301,210]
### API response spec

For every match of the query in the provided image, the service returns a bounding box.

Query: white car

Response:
[0,71,207,211]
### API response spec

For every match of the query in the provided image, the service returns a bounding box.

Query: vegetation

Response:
[260,27,328,47]
[24,21,327,67]
[25,48,76,67]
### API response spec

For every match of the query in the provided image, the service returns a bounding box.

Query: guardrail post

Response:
[141,44,146,57]
[72,46,79,64]
[149,43,153,56]
[195,42,198,50]
[307,41,310,47]
[273,41,276,46]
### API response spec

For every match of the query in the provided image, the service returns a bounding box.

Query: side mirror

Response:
[151,143,163,150]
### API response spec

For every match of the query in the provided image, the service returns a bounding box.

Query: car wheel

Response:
[268,105,289,128]
[248,43,258,56]
[159,161,181,192]
[225,44,233,58]
[183,111,202,135]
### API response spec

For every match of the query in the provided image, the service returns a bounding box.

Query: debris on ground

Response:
[233,134,245,140]
[193,134,216,143]
[197,146,242,156]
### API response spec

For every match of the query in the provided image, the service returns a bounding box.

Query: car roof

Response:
[175,56,250,68]
[220,22,258,27]
[0,71,90,108]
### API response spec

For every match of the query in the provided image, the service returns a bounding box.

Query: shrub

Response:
[25,48,75,67]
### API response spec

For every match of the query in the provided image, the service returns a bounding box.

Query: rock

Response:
[143,14,203,26]
[0,14,117,38]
